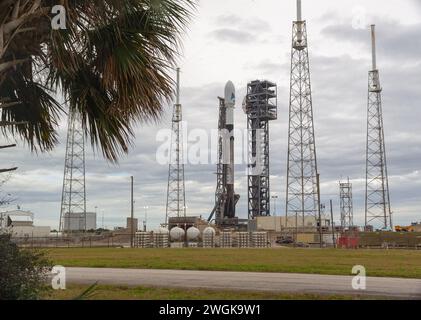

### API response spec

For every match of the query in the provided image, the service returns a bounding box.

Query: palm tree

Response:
[0,0,195,161]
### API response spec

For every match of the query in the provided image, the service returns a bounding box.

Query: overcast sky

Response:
[2,0,421,230]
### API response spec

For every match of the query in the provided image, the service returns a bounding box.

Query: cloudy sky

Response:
[2,0,421,230]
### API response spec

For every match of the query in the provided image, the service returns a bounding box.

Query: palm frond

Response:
[0,0,196,161]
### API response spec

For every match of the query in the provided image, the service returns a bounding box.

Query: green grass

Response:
[45,247,421,279]
[42,284,385,300]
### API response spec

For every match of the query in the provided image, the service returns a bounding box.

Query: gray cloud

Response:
[321,19,421,62]
[210,14,272,44]
[210,29,254,44]
[216,15,272,32]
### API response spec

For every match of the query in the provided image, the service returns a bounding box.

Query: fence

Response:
[11,232,133,248]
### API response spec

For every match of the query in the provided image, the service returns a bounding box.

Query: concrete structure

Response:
[63,212,96,232]
[0,210,50,237]
[126,217,138,232]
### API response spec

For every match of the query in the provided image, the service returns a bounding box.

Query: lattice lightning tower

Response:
[165,68,186,225]
[285,0,319,226]
[59,108,87,232]
[365,25,392,230]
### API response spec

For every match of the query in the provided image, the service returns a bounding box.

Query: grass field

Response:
[45,247,421,278]
[42,284,385,300]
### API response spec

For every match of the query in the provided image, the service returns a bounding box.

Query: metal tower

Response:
[59,108,87,232]
[340,178,354,229]
[245,80,277,219]
[285,0,319,226]
[165,68,186,226]
[365,25,392,230]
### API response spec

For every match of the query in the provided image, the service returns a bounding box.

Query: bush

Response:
[0,234,51,300]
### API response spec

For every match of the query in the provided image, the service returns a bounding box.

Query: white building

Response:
[0,210,51,237]
[63,212,96,231]
[253,215,331,232]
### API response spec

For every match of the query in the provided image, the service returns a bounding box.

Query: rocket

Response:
[224,81,236,218]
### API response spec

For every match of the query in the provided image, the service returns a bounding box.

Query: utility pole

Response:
[130,176,134,248]
[317,173,322,248]
[330,200,336,248]
[143,206,149,232]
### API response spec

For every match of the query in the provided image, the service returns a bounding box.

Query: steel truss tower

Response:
[285,0,319,226]
[365,25,392,230]
[245,80,277,219]
[165,68,186,225]
[339,178,354,229]
[59,108,87,232]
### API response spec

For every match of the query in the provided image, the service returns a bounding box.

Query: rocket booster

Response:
[224,81,235,186]
[224,81,236,219]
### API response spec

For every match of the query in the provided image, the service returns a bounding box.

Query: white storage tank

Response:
[186,227,200,242]
[202,226,216,248]
[203,226,216,237]
[170,227,185,242]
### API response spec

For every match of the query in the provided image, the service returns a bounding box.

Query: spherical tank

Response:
[203,227,216,237]
[186,227,200,241]
[169,227,185,241]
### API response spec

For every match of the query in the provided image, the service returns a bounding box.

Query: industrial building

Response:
[0,210,50,237]
[249,216,331,233]
[126,217,139,232]
[63,212,96,232]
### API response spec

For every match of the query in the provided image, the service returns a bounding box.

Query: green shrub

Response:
[0,234,51,300]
